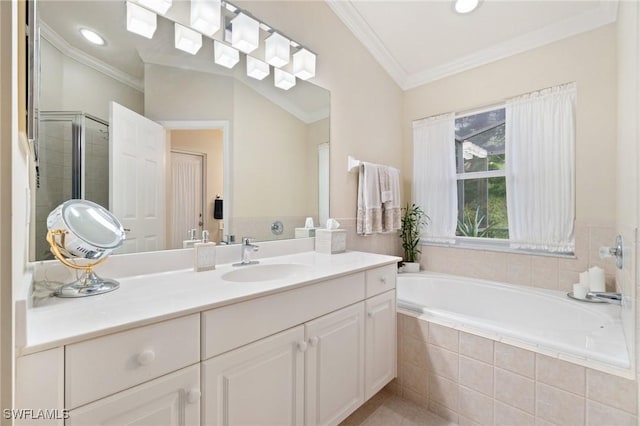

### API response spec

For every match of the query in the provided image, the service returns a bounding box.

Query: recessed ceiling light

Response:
[79,28,105,46]
[454,0,479,14]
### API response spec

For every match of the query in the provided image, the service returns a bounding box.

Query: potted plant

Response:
[400,203,429,273]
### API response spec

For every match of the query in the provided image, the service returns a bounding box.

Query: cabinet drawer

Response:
[202,272,365,359]
[65,314,200,409]
[365,265,396,298]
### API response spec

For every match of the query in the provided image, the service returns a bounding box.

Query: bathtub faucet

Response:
[586,291,622,305]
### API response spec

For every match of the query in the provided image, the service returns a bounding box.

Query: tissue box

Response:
[295,228,316,239]
[315,229,347,254]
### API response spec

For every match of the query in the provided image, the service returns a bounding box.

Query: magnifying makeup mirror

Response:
[46,200,126,297]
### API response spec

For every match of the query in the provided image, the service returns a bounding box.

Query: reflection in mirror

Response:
[32,0,330,260]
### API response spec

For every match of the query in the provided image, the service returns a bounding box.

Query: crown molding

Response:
[327,0,619,91]
[325,0,407,89]
[39,22,144,93]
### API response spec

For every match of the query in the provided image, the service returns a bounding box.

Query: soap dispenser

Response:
[194,230,216,272]
[183,229,200,249]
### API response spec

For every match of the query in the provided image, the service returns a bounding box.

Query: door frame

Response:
[160,120,230,240]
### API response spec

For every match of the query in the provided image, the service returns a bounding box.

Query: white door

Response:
[109,102,166,254]
[305,303,365,426]
[170,152,204,249]
[67,365,200,426]
[202,326,305,426]
[364,290,397,400]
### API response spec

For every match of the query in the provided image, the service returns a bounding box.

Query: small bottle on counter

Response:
[194,230,216,272]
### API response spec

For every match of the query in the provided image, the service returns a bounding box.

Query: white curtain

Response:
[412,113,457,242]
[505,83,576,252]
[171,153,202,249]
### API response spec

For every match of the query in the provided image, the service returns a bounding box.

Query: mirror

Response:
[46,199,125,297]
[31,0,330,260]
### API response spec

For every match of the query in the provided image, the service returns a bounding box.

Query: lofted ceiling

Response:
[327,0,618,90]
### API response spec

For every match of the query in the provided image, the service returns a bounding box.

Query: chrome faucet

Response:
[233,237,259,266]
[586,291,622,305]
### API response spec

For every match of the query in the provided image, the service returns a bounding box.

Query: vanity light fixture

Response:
[214,40,239,68]
[292,48,316,80]
[126,1,157,39]
[274,68,296,90]
[454,0,480,14]
[231,12,259,54]
[265,32,290,67]
[79,28,105,46]
[137,0,172,15]
[175,23,203,54]
[191,0,221,36]
[246,56,270,80]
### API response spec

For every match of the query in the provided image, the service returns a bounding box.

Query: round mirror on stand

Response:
[46,200,126,297]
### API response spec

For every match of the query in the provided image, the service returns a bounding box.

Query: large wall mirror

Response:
[31,0,330,260]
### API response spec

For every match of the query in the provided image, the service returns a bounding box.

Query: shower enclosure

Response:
[35,112,110,260]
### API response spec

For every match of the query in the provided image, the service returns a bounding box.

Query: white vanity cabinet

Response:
[364,290,396,400]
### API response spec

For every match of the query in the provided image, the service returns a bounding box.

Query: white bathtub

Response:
[397,272,630,369]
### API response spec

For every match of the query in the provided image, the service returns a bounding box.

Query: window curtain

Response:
[412,113,457,242]
[505,83,576,252]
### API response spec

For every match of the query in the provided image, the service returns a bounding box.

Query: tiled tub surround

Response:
[392,313,638,426]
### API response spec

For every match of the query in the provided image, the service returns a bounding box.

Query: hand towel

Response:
[357,162,383,235]
[382,166,401,232]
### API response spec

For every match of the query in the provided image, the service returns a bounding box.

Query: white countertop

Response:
[23,250,400,355]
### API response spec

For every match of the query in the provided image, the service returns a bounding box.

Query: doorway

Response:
[170,151,205,249]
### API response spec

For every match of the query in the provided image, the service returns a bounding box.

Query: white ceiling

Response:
[327,0,618,90]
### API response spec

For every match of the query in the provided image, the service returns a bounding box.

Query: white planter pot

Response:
[403,262,420,273]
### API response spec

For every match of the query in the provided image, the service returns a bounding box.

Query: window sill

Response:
[421,237,576,259]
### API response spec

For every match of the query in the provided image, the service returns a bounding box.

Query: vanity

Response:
[16,249,399,426]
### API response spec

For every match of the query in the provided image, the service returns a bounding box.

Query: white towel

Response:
[382,166,401,232]
[357,162,383,235]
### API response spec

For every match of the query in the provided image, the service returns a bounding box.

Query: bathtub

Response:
[397,272,630,370]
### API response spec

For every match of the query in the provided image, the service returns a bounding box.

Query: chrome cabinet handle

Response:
[380,276,387,284]
[308,336,319,347]
[297,341,308,352]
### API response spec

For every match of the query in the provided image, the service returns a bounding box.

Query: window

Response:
[454,107,508,239]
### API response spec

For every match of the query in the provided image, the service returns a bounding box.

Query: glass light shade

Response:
[214,40,239,69]
[191,0,221,37]
[126,2,157,39]
[274,68,296,90]
[265,32,290,68]
[246,56,270,80]
[454,0,479,14]
[231,12,259,54]
[293,48,316,80]
[174,23,202,55]
[137,0,172,15]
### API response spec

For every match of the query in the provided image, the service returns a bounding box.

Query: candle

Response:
[589,266,606,292]
[573,283,587,299]
[579,271,590,288]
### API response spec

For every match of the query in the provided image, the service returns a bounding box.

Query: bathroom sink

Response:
[221,263,310,282]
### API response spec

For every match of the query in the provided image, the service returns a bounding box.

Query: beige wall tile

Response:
[402,335,429,370]
[494,401,535,426]
[402,361,429,397]
[536,354,585,396]
[458,415,481,426]
[531,266,559,290]
[495,342,535,378]
[506,254,532,287]
[429,400,459,424]
[536,383,585,426]
[459,356,493,397]
[426,344,459,381]
[459,386,494,426]
[586,400,638,426]
[429,322,459,352]
[402,386,429,409]
[429,373,459,412]
[589,226,616,275]
[460,332,494,365]
[402,315,429,342]
[586,369,638,414]
[495,367,535,414]
[557,269,579,292]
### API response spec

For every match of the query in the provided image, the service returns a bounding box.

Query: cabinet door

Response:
[305,303,365,426]
[365,290,396,400]
[202,325,305,426]
[67,365,200,426]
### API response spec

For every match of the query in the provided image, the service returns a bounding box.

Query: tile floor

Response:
[340,390,456,426]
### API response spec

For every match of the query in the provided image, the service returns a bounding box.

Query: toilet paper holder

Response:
[599,234,623,270]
